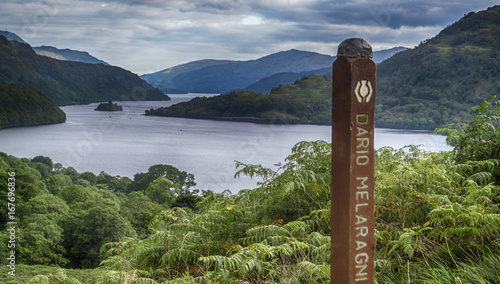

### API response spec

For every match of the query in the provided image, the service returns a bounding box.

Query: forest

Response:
[0,82,66,129]
[0,97,499,283]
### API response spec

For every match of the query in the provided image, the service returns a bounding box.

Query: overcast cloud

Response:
[0,0,497,74]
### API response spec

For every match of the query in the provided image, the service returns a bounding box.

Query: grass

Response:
[1,253,499,283]
[0,264,106,283]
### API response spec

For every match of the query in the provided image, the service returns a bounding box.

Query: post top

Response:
[337,38,373,58]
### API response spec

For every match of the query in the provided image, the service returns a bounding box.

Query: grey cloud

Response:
[0,0,497,73]
[319,1,499,29]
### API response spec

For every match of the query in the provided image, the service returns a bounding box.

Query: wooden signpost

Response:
[331,38,376,283]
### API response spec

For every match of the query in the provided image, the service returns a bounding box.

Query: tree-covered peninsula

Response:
[0,82,66,129]
[146,74,332,125]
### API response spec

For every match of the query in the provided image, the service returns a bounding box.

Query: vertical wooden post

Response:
[331,38,376,284]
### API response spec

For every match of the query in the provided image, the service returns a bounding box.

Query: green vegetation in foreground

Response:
[0,264,105,284]
[94,101,123,111]
[146,74,332,125]
[0,155,201,272]
[4,97,499,283]
[0,82,66,129]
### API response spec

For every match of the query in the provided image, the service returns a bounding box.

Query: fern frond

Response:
[199,254,243,271]
[162,248,198,265]
[241,225,287,244]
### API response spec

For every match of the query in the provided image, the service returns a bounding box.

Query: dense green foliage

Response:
[0,82,66,129]
[18,97,500,283]
[146,75,332,125]
[94,101,123,111]
[438,95,500,186]
[376,5,500,130]
[91,142,499,283]
[0,36,169,105]
[0,154,200,271]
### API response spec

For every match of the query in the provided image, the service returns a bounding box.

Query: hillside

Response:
[0,36,169,105]
[146,75,332,124]
[142,48,405,95]
[376,5,500,129]
[33,45,109,65]
[0,82,66,129]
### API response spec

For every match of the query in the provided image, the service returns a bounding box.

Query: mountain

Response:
[142,48,405,95]
[0,30,28,44]
[33,45,109,65]
[141,59,234,94]
[375,5,500,129]
[141,49,334,94]
[238,47,406,94]
[0,35,168,105]
[0,82,66,129]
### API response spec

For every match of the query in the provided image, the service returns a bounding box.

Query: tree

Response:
[145,177,177,206]
[120,191,162,239]
[18,214,68,265]
[60,203,136,268]
[31,155,54,170]
[59,184,93,206]
[127,164,196,194]
[44,173,72,196]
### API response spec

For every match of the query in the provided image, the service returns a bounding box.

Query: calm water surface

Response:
[0,94,451,192]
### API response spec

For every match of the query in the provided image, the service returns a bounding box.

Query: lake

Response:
[0,94,452,192]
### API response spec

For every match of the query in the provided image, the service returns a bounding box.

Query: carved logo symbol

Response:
[355,80,373,103]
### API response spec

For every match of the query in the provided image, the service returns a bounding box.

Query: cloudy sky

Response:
[1,0,497,74]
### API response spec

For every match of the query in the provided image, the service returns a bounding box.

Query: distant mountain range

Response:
[0,31,109,65]
[33,46,109,65]
[141,47,406,95]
